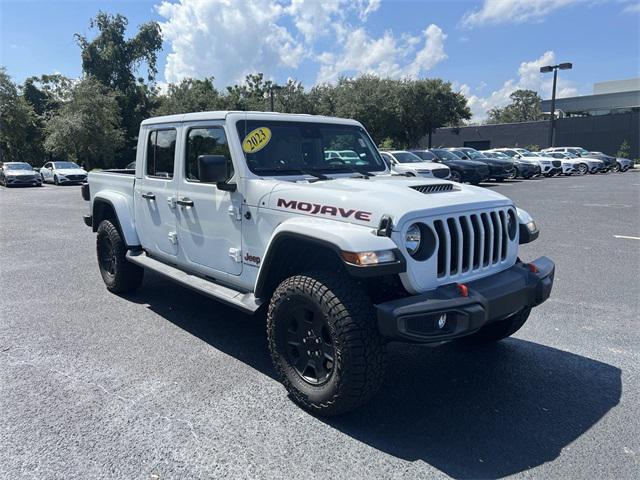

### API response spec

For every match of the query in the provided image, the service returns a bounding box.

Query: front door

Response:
[133,127,180,261]
[176,124,243,276]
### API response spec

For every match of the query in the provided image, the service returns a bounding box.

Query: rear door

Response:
[175,123,243,276]
[133,126,180,261]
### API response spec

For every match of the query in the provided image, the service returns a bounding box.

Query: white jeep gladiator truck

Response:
[82,111,554,415]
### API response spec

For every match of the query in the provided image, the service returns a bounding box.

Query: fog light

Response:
[437,314,447,329]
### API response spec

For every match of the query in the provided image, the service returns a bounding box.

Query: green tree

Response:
[75,12,162,161]
[44,77,125,169]
[225,73,275,111]
[154,77,224,116]
[0,67,39,163]
[23,74,73,117]
[487,89,542,124]
[616,140,631,159]
[396,78,471,147]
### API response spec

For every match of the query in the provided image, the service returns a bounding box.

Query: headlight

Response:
[516,208,539,244]
[405,223,422,255]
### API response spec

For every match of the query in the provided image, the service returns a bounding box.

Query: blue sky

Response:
[1,0,639,119]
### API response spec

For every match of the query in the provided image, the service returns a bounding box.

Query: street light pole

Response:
[548,68,558,148]
[540,62,572,148]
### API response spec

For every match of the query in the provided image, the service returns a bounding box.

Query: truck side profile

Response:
[83,111,555,415]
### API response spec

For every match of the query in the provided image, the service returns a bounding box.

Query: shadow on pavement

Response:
[125,272,621,479]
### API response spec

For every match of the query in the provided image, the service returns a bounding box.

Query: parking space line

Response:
[614,235,640,241]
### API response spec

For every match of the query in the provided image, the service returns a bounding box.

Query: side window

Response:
[146,129,177,179]
[185,127,233,182]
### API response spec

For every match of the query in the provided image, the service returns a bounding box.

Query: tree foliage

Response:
[487,89,542,124]
[154,78,224,116]
[616,140,631,159]
[0,68,40,163]
[75,11,162,162]
[44,77,124,169]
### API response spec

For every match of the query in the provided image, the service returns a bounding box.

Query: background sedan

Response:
[0,162,42,187]
[40,161,87,185]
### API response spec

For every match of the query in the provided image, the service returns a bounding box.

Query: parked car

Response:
[380,150,450,179]
[83,111,554,416]
[446,147,516,182]
[546,152,605,174]
[483,151,540,179]
[0,162,42,187]
[542,147,614,172]
[491,148,564,176]
[589,151,632,172]
[525,152,580,176]
[425,148,490,184]
[40,161,88,185]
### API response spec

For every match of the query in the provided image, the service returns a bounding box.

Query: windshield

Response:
[491,152,510,158]
[432,149,462,161]
[392,151,424,163]
[54,162,80,169]
[410,150,436,161]
[4,163,32,170]
[463,149,489,160]
[235,120,385,175]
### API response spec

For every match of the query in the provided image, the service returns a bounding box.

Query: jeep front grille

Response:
[411,184,454,194]
[433,208,513,278]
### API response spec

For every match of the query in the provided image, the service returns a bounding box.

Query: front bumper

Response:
[489,166,516,179]
[5,175,41,186]
[460,167,489,183]
[376,257,555,343]
[58,175,87,183]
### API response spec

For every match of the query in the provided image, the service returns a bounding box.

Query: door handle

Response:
[177,197,194,207]
[141,192,155,200]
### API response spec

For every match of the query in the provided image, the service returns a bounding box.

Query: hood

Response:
[266,175,512,228]
[56,168,87,175]
[5,169,37,176]
[396,162,445,171]
[475,158,513,167]
[441,159,487,168]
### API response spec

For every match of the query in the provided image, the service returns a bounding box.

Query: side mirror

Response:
[198,155,236,191]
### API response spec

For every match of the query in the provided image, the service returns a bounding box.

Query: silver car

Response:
[0,162,43,187]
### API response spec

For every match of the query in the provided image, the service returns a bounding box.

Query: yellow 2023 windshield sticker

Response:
[242,127,271,154]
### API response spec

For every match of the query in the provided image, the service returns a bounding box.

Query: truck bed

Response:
[88,170,136,203]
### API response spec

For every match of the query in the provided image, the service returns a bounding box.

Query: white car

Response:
[380,150,450,179]
[83,110,554,416]
[489,148,563,176]
[546,152,604,174]
[40,161,88,185]
[525,152,581,176]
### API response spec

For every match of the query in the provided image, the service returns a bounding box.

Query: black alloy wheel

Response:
[450,170,462,183]
[278,299,336,385]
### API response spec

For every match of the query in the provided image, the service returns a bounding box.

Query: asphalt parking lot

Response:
[1,172,639,479]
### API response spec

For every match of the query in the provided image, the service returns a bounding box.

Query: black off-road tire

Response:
[96,219,144,293]
[460,307,531,346]
[267,271,386,416]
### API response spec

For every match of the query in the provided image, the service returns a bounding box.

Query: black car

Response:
[447,148,516,182]
[483,151,540,179]
[413,149,490,184]
[0,162,43,187]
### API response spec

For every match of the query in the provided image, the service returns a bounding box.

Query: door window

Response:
[185,127,233,182]
[146,129,177,179]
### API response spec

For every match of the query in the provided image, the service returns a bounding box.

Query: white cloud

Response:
[316,23,447,83]
[286,0,342,43]
[461,0,578,28]
[622,1,640,13]
[157,0,304,87]
[458,51,579,120]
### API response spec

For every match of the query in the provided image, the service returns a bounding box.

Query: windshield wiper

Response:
[324,165,375,179]
[255,166,330,181]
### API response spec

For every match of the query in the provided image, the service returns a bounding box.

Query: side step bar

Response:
[126,251,262,314]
